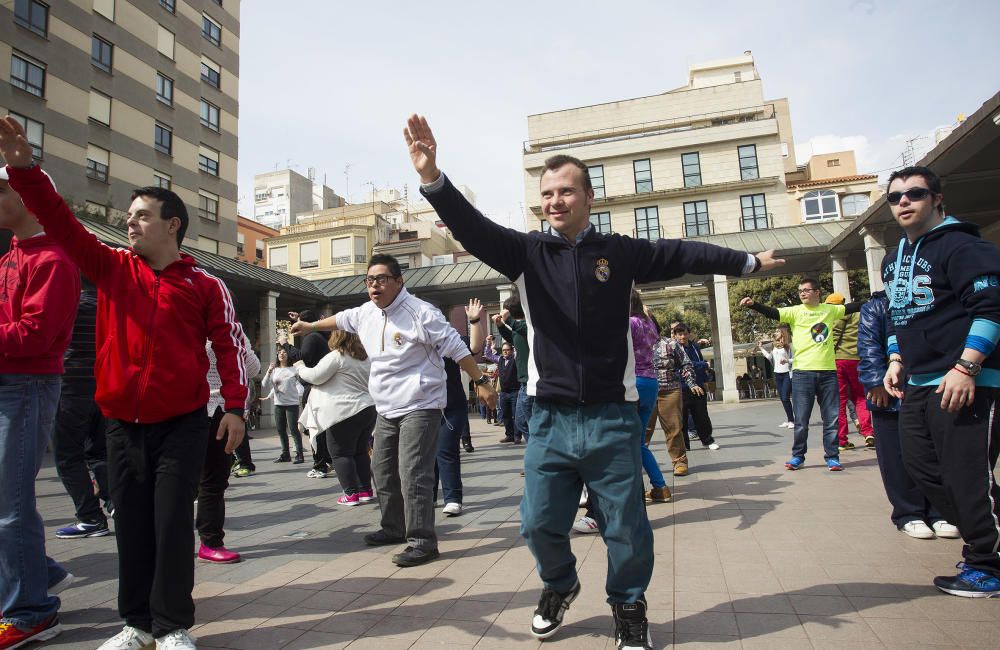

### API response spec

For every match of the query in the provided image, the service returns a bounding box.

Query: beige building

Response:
[0,0,241,255]
[522,52,796,240]
[785,151,880,223]
[252,167,343,230]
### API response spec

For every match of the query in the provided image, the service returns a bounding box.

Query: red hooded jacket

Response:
[7,165,248,423]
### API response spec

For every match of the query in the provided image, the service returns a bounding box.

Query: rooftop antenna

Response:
[344,164,351,203]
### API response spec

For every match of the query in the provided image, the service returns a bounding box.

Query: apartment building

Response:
[785,150,880,223]
[236,213,275,265]
[0,0,241,255]
[522,52,796,240]
[253,167,343,230]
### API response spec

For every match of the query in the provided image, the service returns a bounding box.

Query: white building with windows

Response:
[252,168,344,230]
[785,151,880,224]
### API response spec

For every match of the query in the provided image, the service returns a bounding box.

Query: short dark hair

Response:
[368,253,403,278]
[503,296,524,320]
[798,278,820,291]
[541,154,592,193]
[131,186,188,247]
[297,309,319,323]
[671,321,689,333]
[887,165,944,213]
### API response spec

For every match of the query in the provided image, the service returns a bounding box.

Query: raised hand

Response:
[403,114,440,184]
[0,116,35,168]
[754,250,786,272]
[465,298,483,321]
[739,297,755,307]
[290,320,311,337]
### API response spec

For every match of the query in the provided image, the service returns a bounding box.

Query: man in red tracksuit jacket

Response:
[0,116,248,650]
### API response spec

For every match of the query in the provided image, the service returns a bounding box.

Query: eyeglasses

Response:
[364,274,398,287]
[799,288,818,294]
[887,187,934,205]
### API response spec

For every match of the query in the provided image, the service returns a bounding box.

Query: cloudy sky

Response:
[237,0,999,229]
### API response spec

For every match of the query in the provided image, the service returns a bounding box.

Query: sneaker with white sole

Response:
[156,629,196,649]
[707,443,720,450]
[55,521,110,538]
[530,581,581,639]
[900,520,935,539]
[97,625,155,650]
[932,520,961,539]
[442,502,463,516]
[572,516,599,534]
[48,572,75,595]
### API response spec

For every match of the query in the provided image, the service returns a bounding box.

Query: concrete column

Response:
[830,253,852,302]
[859,225,888,293]
[708,274,739,403]
[258,290,279,429]
[496,283,514,305]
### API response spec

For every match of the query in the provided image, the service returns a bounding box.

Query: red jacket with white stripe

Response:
[7,165,248,423]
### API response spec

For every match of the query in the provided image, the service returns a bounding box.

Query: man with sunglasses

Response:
[292,254,497,567]
[880,166,1000,598]
[740,280,862,471]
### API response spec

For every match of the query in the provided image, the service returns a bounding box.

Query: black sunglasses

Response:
[887,187,935,205]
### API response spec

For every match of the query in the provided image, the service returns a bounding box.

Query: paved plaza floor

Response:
[34,400,999,649]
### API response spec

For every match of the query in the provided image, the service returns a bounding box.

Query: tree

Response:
[650,300,712,340]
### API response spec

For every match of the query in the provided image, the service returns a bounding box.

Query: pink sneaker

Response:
[337,493,362,507]
[198,543,241,564]
[356,490,375,503]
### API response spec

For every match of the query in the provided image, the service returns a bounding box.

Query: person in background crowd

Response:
[672,323,720,452]
[758,327,794,428]
[495,342,520,443]
[496,293,533,443]
[646,326,700,478]
[0,164,79,649]
[263,348,304,464]
[630,291,671,501]
[825,292,875,450]
[291,310,334,478]
[231,369,260,478]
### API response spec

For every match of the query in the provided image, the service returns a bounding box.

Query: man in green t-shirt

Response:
[740,278,861,471]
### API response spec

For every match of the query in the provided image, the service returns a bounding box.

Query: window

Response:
[85,201,108,218]
[269,246,287,271]
[196,236,218,254]
[633,159,652,193]
[15,0,48,37]
[588,165,605,199]
[159,0,175,12]
[683,201,710,237]
[354,236,367,263]
[198,145,219,176]
[202,14,222,46]
[157,26,174,59]
[842,193,871,217]
[539,219,552,235]
[86,144,109,183]
[153,171,171,189]
[156,73,173,105]
[200,56,220,88]
[591,211,612,234]
[89,90,111,125]
[198,189,219,221]
[93,0,114,21]
[200,99,220,131]
[634,206,660,241]
[734,71,742,82]
[738,144,759,180]
[154,123,172,155]
[681,152,701,188]
[826,158,841,167]
[254,190,269,202]
[330,237,351,264]
[10,52,45,97]
[91,35,113,72]
[236,232,244,256]
[802,190,840,221]
[740,193,769,231]
[9,113,43,160]
[255,240,264,260]
[299,241,319,269]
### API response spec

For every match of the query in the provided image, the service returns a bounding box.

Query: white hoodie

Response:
[335,287,470,418]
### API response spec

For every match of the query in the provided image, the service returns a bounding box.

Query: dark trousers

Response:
[106,407,209,637]
[53,392,109,525]
[196,408,230,548]
[274,404,302,456]
[774,373,794,422]
[499,390,518,440]
[325,405,376,495]
[871,410,941,528]
[312,432,333,471]
[435,406,467,504]
[681,388,715,449]
[900,386,1000,577]
[233,431,254,471]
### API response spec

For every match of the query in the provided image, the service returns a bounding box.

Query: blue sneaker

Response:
[934,563,1000,598]
[55,521,110,539]
[826,459,844,472]
[784,456,804,470]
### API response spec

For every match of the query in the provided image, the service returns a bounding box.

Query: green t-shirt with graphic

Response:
[778,303,846,371]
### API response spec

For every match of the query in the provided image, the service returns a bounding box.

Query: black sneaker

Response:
[530,581,581,639]
[612,598,652,649]
[292,452,305,464]
[364,530,406,546]
[273,454,291,463]
[392,546,440,567]
[464,443,475,452]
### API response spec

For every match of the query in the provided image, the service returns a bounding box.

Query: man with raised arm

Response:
[403,114,783,650]
[0,115,248,650]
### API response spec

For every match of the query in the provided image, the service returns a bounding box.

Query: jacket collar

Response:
[379,286,411,314]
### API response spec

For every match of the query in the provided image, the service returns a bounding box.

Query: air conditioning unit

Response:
[432,254,453,266]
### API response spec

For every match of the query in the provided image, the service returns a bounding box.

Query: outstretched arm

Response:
[739,296,780,320]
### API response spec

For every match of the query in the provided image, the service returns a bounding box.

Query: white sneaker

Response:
[781,421,794,428]
[442,502,463,516]
[97,625,155,650]
[708,443,720,450]
[306,469,328,478]
[572,516,599,534]
[578,486,588,508]
[932,521,961,539]
[901,521,935,539]
[156,629,197,649]
[49,572,75,595]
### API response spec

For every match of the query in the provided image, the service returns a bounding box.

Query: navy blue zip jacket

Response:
[421,175,751,405]
[857,291,898,412]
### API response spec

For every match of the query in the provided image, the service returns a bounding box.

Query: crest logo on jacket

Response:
[594,257,611,283]
[810,322,829,343]
[393,332,403,347]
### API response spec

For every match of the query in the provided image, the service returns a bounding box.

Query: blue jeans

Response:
[774,372,794,422]
[636,377,666,489]
[790,370,840,461]
[436,406,466,504]
[0,374,66,628]
[521,400,652,604]
[498,390,518,440]
[515,384,534,442]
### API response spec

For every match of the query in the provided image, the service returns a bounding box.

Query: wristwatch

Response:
[954,358,982,376]
[474,374,491,386]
